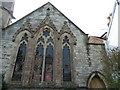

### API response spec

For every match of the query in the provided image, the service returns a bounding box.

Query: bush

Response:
[2,74,8,90]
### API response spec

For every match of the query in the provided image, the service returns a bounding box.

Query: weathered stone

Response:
[1,2,107,89]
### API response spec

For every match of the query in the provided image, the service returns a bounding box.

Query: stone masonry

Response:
[1,2,107,89]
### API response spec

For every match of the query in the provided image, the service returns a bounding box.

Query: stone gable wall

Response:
[1,3,106,88]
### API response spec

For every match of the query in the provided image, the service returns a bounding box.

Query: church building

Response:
[1,1,107,89]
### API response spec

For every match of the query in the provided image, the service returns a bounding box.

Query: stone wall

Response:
[1,40,13,75]
[1,2,106,88]
[89,44,105,72]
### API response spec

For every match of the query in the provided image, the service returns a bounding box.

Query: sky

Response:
[12,0,118,46]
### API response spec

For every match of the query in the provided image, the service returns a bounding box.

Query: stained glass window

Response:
[33,43,44,82]
[47,37,54,43]
[43,30,50,37]
[62,36,71,81]
[32,29,54,82]
[33,29,54,82]
[44,44,54,81]
[36,43,44,56]
[12,34,28,81]
[37,37,44,43]
[63,36,69,44]
[20,33,28,42]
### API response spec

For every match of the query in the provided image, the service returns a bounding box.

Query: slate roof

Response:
[88,36,104,45]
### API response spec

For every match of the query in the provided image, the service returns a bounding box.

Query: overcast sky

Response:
[12,0,118,46]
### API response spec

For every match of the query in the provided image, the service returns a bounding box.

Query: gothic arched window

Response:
[62,36,71,81]
[33,28,54,82]
[12,33,28,81]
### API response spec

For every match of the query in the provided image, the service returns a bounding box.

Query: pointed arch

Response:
[62,35,71,81]
[12,18,32,42]
[12,33,28,81]
[33,26,55,82]
[88,71,106,88]
[13,30,31,44]
[60,31,76,82]
[36,12,57,32]
[35,25,55,40]
[59,21,77,45]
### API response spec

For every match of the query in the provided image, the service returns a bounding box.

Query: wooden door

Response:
[89,76,105,88]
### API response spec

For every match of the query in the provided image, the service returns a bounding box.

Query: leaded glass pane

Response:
[37,37,44,43]
[43,30,50,37]
[12,42,27,81]
[47,37,54,43]
[62,38,71,81]
[20,33,28,42]
[33,43,44,82]
[12,34,28,81]
[44,44,54,82]
[63,36,69,44]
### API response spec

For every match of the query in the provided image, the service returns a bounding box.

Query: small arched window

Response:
[12,33,28,81]
[62,36,71,81]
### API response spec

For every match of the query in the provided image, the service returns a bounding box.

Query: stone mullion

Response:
[22,38,35,86]
[41,41,47,82]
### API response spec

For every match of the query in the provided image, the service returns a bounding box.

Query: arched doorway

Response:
[89,75,106,88]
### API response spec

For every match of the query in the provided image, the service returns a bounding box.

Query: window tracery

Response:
[37,37,44,43]
[12,26,75,83]
[33,28,54,82]
[43,30,50,37]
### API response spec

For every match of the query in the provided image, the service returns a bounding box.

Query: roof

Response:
[88,36,104,45]
[0,1,15,19]
[2,1,15,14]
[0,7,15,19]
[4,2,87,35]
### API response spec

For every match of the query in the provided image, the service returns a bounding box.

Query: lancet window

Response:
[62,36,71,81]
[12,33,28,81]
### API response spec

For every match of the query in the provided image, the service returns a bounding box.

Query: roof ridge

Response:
[4,2,87,35]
